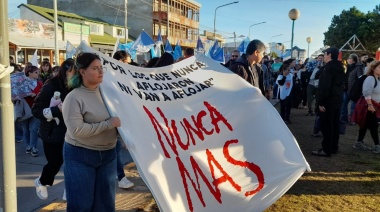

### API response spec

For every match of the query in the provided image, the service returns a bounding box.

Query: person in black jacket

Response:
[31,58,74,200]
[312,47,345,156]
[229,39,266,95]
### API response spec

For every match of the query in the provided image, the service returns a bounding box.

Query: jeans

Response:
[15,121,23,141]
[340,91,349,122]
[22,117,40,148]
[350,101,356,120]
[307,85,316,113]
[64,142,116,212]
[116,139,133,180]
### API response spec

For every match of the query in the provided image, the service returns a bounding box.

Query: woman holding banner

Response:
[62,53,121,211]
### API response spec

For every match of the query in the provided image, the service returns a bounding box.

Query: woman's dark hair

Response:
[279,63,290,74]
[40,61,52,74]
[113,50,130,61]
[24,66,39,76]
[68,53,100,89]
[146,57,160,68]
[56,58,74,82]
[154,52,175,67]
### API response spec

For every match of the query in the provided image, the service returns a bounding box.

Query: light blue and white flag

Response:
[238,37,250,53]
[173,40,182,60]
[164,40,173,53]
[66,41,77,59]
[196,36,204,53]
[130,30,155,53]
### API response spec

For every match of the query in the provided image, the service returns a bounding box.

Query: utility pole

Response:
[54,0,59,65]
[233,31,237,49]
[0,0,18,211]
[124,0,128,42]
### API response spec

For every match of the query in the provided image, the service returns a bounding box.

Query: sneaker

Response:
[62,189,66,201]
[118,177,134,189]
[31,148,39,157]
[372,145,380,154]
[34,178,48,200]
[353,142,372,151]
[26,146,32,154]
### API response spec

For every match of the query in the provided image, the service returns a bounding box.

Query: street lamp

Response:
[288,8,300,58]
[269,34,283,56]
[214,1,239,41]
[248,21,266,39]
[306,37,312,58]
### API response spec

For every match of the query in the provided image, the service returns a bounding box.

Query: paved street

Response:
[14,138,155,212]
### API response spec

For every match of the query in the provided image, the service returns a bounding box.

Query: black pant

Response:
[39,140,64,186]
[280,96,292,121]
[320,104,341,155]
[358,111,379,145]
[301,86,308,107]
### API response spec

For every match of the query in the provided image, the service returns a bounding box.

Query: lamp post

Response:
[288,8,300,58]
[269,34,283,57]
[306,37,312,58]
[214,1,239,41]
[248,21,266,39]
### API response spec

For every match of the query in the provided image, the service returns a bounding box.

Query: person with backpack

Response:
[347,54,365,124]
[312,47,345,157]
[352,60,380,153]
[229,40,266,95]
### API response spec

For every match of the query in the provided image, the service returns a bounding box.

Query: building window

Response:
[90,24,100,34]
[116,28,124,36]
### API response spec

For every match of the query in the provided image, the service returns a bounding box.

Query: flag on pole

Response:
[238,37,250,53]
[66,41,77,59]
[173,40,182,60]
[112,37,120,57]
[130,30,155,53]
[208,40,224,63]
[196,36,204,53]
[164,40,173,53]
[155,29,163,57]
[30,50,38,66]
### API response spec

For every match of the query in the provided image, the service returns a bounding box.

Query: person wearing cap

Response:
[31,58,75,200]
[229,40,266,95]
[312,47,345,156]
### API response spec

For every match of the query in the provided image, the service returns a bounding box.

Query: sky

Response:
[196,0,378,56]
[7,0,380,57]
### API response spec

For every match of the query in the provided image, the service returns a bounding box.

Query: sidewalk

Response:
[38,162,157,212]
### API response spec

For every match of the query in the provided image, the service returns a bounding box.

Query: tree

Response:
[324,5,380,55]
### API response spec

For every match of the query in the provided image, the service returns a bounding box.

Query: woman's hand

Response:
[368,104,376,113]
[108,117,121,127]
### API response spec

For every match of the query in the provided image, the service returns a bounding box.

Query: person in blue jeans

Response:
[116,139,134,188]
[15,121,23,142]
[22,66,43,156]
[63,53,121,211]
[113,51,135,189]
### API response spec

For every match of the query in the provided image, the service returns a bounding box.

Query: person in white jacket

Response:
[276,63,293,124]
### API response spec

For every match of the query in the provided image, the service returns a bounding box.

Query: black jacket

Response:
[229,54,265,95]
[317,59,345,107]
[31,76,71,143]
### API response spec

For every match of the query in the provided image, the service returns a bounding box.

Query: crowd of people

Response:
[7,40,380,210]
[223,40,380,157]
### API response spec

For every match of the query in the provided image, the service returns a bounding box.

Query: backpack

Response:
[348,75,377,103]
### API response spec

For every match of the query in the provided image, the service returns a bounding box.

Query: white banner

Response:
[82,43,310,212]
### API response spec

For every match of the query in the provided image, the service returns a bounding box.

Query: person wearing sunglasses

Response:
[223,49,240,68]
